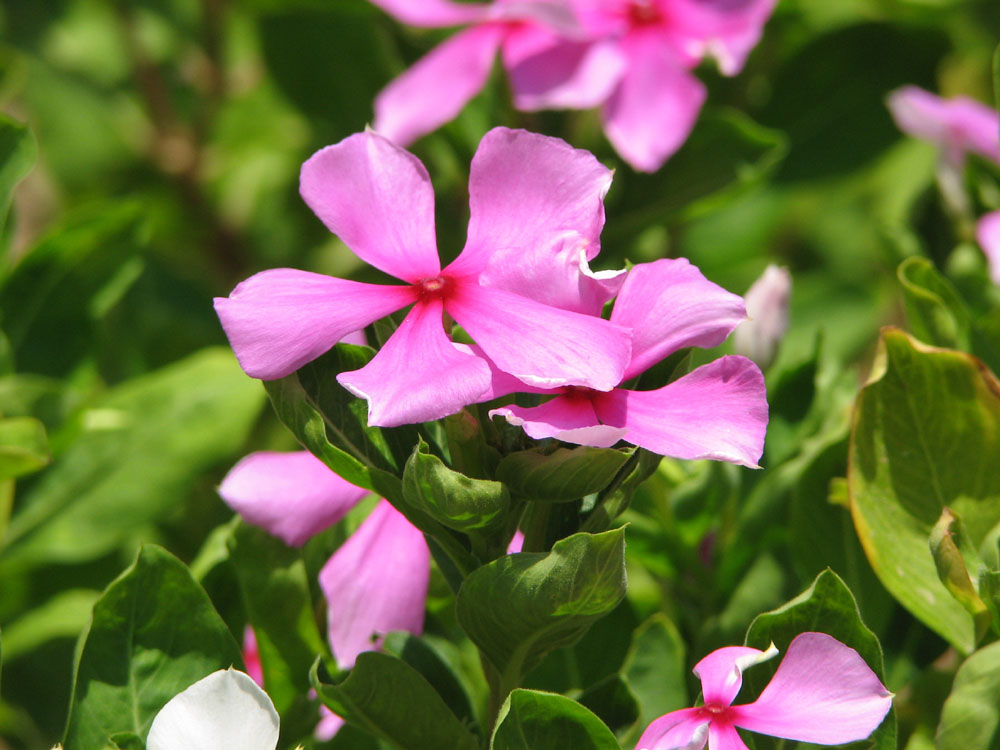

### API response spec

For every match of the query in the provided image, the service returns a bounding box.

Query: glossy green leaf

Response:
[491,689,619,750]
[496,446,631,503]
[744,569,895,750]
[403,438,509,533]
[848,329,1000,653]
[0,116,35,236]
[936,640,1000,750]
[62,546,244,749]
[582,448,661,534]
[312,652,479,750]
[0,416,50,480]
[456,529,627,683]
[0,349,265,566]
[898,257,970,350]
[227,522,327,724]
[621,614,688,744]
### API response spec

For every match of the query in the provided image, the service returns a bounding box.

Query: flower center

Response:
[627,0,663,26]
[562,385,598,401]
[696,702,732,721]
[415,274,454,301]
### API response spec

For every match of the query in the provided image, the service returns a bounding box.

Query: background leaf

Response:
[62,545,244,749]
[936,641,1000,750]
[491,689,619,750]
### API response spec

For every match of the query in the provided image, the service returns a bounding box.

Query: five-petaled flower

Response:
[636,632,893,750]
[215,126,631,427]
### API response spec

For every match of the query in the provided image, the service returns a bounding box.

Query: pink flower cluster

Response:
[369,0,776,171]
[216,127,768,464]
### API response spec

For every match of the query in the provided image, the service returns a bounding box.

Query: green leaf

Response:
[0,349,265,566]
[743,569,895,750]
[62,545,244,749]
[263,343,417,493]
[0,116,36,236]
[621,614,688,744]
[496,446,631,503]
[848,329,1000,653]
[929,508,992,640]
[898,257,970,350]
[994,43,1000,125]
[936,641,1000,750]
[582,448,661,534]
[403,438,509,533]
[491,689,619,750]
[456,529,627,684]
[0,416,50,480]
[227,522,327,723]
[311,652,479,750]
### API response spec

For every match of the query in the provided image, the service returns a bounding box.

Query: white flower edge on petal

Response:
[146,668,279,750]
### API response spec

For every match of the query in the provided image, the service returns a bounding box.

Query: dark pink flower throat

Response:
[414,274,455,302]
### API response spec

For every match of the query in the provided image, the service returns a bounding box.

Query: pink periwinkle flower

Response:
[887,85,1000,167]
[214,127,631,427]
[509,0,777,171]
[636,632,893,750]
[242,627,265,687]
[732,264,790,369]
[977,210,1000,285]
[490,257,768,467]
[369,0,581,147]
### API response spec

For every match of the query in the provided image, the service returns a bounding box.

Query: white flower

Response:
[146,668,279,750]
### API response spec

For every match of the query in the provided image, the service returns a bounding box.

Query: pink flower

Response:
[977,210,1000,285]
[732,264,790,369]
[508,0,777,171]
[636,632,893,750]
[214,127,631,427]
[369,0,580,146]
[887,85,1000,167]
[490,258,768,467]
[241,627,265,688]
[219,452,431,741]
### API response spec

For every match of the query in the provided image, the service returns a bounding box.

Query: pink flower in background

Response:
[732,264,790,368]
[215,127,631,427]
[370,0,580,146]
[507,0,777,171]
[491,258,768,467]
[636,632,893,750]
[887,86,1000,166]
[977,211,1000,285]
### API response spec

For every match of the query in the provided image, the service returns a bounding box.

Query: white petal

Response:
[146,668,279,750]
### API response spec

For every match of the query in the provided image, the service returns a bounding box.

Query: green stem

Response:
[520,501,552,553]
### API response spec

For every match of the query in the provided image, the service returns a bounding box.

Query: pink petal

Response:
[453,343,552,401]
[315,707,346,741]
[668,0,778,76]
[367,0,489,27]
[634,708,709,750]
[731,265,791,369]
[691,644,778,706]
[489,395,628,447]
[977,210,1000,285]
[507,35,627,110]
[507,529,525,553]
[491,1,581,34]
[318,500,430,669]
[300,131,442,282]
[214,269,414,380]
[446,283,631,391]
[455,127,613,275]
[731,632,893,745]
[707,721,752,750]
[593,357,768,466]
[373,24,505,148]
[218,451,368,547]
[601,33,707,172]
[337,299,493,427]
[888,86,1000,165]
[478,230,626,316]
[242,627,264,687]
[610,258,747,380]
